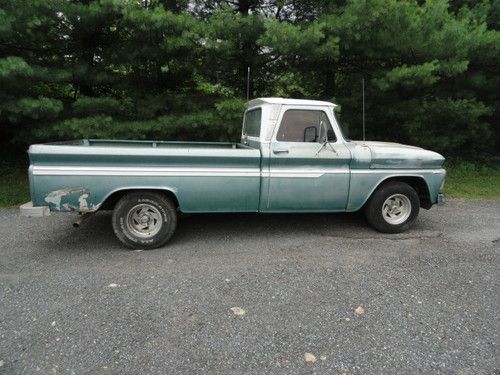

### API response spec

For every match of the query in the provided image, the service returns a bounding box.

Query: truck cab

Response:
[242,98,351,212]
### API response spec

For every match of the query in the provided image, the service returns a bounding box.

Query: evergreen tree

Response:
[0,0,498,158]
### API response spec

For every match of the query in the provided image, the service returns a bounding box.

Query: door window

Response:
[276,110,335,142]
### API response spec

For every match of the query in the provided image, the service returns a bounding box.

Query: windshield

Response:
[243,108,262,137]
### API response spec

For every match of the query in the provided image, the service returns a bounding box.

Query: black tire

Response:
[112,191,177,249]
[364,181,420,233]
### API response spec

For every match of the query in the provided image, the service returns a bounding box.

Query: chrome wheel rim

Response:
[126,203,163,238]
[382,194,412,225]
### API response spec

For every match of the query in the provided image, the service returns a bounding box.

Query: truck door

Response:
[263,106,351,212]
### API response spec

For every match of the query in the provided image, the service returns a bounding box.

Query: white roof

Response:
[246,97,337,108]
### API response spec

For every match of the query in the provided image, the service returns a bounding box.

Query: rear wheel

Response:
[365,181,420,233]
[112,191,177,249]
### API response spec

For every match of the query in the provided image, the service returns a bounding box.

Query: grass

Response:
[0,158,498,208]
[443,161,500,199]
[0,159,30,208]
[0,154,31,207]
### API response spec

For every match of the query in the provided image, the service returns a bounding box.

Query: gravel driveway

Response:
[1,200,499,374]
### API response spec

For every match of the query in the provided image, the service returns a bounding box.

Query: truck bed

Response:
[28,139,262,213]
[47,139,251,149]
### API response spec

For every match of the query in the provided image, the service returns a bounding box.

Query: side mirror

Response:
[303,126,317,142]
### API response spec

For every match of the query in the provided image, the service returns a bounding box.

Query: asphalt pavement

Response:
[0,200,499,374]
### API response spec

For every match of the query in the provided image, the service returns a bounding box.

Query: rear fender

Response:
[97,187,181,211]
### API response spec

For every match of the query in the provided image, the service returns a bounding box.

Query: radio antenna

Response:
[246,66,251,100]
[362,77,366,142]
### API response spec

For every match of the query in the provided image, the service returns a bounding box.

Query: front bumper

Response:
[20,201,50,217]
[437,193,445,205]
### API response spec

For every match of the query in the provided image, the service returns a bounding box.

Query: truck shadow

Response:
[40,210,436,253]
[174,211,369,244]
[40,211,363,251]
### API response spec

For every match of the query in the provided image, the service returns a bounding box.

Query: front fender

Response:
[346,169,446,211]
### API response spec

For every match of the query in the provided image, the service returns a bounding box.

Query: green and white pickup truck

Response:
[21,98,446,249]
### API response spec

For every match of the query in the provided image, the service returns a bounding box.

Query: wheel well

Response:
[99,189,180,211]
[375,176,432,209]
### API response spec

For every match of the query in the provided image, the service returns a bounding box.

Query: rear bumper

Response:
[436,193,445,205]
[20,201,50,217]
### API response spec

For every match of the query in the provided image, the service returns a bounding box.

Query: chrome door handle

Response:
[273,146,289,154]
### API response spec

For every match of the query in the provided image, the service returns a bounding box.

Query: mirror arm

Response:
[315,142,327,156]
[327,142,337,154]
[315,141,337,156]
[315,120,337,156]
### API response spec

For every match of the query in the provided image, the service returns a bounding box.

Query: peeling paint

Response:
[78,193,89,210]
[44,188,97,212]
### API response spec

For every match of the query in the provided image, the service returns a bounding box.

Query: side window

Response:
[276,110,335,142]
[243,108,262,137]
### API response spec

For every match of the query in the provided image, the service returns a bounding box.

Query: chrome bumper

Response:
[437,193,445,205]
[20,201,50,217]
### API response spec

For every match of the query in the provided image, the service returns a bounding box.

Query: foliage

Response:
[443,160,500,199]
[0,153,30,208]
[0,0,498,159]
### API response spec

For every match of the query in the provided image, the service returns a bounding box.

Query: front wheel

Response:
[364,181,420,233]
[112,191,177,249]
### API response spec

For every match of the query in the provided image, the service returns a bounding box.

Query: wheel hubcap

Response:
[382,194,412,225]
[126,204,163,238]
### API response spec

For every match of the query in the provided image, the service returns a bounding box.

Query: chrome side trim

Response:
[33,166,444,178]
[262,168,348,178]
[351,168,445,174]
[33,166,349,179]
[33,166,261,177]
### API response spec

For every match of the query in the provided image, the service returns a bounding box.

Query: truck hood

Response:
[351,141,445,169]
